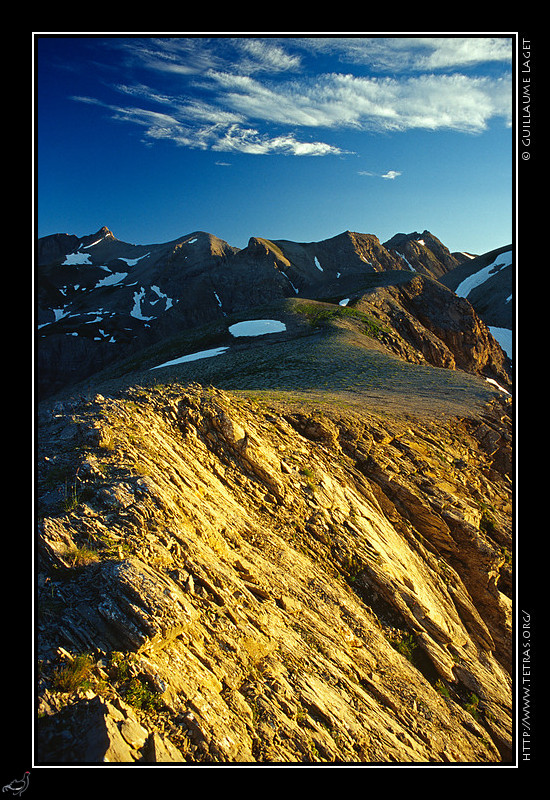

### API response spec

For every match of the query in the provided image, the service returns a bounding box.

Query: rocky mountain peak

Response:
[245,236,288,261]
[383,230,460,278]
[35,224,512,399]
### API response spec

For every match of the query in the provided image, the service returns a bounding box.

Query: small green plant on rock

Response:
[300,466,317,490]
[464,692,481,720]
[68,545,100,568]
[51,653,93,693]
[389,631,418,663]
[108,651,135,682]
[62,480,81,512]
[123,677,163,712]
[479,510,497,537]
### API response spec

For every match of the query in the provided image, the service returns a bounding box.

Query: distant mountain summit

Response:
[383,230,462,278]
[35,226,512,399]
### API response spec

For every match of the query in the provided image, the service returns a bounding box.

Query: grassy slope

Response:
[69,295,505,420]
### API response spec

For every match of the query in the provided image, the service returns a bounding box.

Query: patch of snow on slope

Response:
[281,272,299,294]
[151,285,173,310]
[214,292,227,314]
[62,252,93,266]
[118,253,150,267]
[455,250,513,299]
[81,235,108,249]
[151,347,229,370]
[314,257,323,272]
[486,378,511,395]
[396,252,415,271]
[131,288,156,321]
[96,272,128,288]
[229,320,287,337]
[489,326,512,359]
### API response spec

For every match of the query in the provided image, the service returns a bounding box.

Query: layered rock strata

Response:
[36,384,512,764]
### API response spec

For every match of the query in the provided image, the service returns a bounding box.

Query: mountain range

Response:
[36,226,513,402]
[34,222,516,765]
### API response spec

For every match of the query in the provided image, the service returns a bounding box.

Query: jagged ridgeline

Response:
[35,226,514,764]
[36,226,512,400]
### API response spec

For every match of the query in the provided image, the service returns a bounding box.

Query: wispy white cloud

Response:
[74,36,512,157]
[291,36,513,72]
[233,38,302,73]
[198,68,512,140]
[74,94,343,156]
[118,37,222,75]
[359,169,402,180]
[208,123,343,156]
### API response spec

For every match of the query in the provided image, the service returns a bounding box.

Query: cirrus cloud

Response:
[74,36,512,157]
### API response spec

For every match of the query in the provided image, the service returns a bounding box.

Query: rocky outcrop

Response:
[349,273,512,389]
[36,383,512,764]
[383,230,462,279]
[36,693,185,763]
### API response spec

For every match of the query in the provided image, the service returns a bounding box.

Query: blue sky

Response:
[35,35,514,255]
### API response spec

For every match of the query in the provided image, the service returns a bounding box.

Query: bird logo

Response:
[2,773,30,797]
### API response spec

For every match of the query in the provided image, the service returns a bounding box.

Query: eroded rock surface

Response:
[36,384,512,764]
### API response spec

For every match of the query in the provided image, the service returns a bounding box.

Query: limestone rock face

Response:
[351,273,511,389]
[36,384,513,764]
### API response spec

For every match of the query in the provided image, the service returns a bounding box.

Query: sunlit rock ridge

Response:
[35,225,514,764]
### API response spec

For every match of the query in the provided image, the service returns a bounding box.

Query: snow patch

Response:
[151,347,229,370]
[489,326,512,359]
[455,250,513,299]
[229,320,287,337]
[397,252,415,271]
[151,285,173,310]
[131,288,156,321]
[96,272,128,288]
[62,252,92,266]
[485,377,511,395]
[81,235,107,249]
[314,256,323,272]
[339,298,350,306]
[281,272,299,294]
[118,253,150,267]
